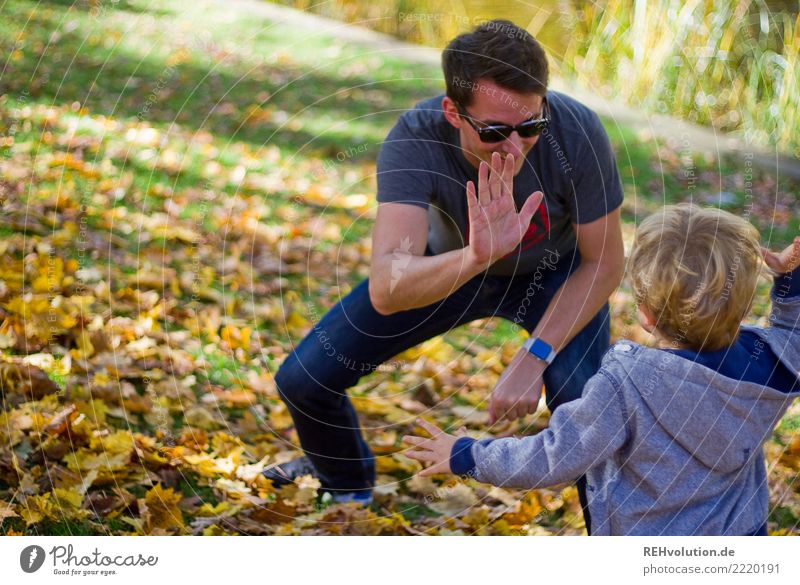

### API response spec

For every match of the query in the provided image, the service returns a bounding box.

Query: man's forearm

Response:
[531,260,622,352]
[369,246,489,315]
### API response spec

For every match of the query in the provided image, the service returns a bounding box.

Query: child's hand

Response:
[763,237,800,273]
[402,418,465,477]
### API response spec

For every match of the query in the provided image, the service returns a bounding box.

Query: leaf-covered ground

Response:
[0,0,798,535]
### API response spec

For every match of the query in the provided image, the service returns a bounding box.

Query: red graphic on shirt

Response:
[517,201,550,253]
[464,201,550,259]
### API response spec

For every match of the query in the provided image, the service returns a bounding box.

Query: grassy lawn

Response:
[0,0,798,535]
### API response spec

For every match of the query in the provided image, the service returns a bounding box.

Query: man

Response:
[267,19,625,530]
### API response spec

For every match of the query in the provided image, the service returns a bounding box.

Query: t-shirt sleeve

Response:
[567,113,624,224]
[376,116,435,210]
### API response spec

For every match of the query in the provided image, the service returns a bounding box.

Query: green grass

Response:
[768,506,799,529]
[178,474,218,505]
[777,412,800,434]
[35,518,97,536]
[396,501,442,521]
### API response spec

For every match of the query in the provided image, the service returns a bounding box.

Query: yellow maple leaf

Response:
[142,484,184,533]
[20,493,57,526]
[52,487,89,521]
[182,453,224,478]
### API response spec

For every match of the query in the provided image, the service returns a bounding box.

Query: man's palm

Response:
[467,152,543,266]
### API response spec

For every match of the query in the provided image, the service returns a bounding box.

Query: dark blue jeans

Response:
[275,254,610,529]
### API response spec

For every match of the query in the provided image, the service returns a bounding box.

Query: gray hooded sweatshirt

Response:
[465,284,800,535]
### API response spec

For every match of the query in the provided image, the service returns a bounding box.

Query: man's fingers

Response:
[491,398,511,424]
[466,181,478,209]
[522,190,543,215]
[522,403,534,419]
[466,180,485,233]
[519,190,543,224]
[489,152,502,201]
[496,408,512,423]
[501,154,515,198]
[478,161,491,206]
[488,396,499,425]
[509,398,529,422]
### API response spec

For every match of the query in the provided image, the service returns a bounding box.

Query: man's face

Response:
[442,78,545,176]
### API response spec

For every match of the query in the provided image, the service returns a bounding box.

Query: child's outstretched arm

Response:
[403,370,628,489]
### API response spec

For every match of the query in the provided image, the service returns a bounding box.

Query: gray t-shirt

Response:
[375,91,624,276]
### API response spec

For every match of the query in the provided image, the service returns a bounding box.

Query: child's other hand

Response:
[402,418,465,477]
[763,237,800,274]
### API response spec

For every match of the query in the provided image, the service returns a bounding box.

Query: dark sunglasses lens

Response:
[517,120,547,138]
[478,128,510,143]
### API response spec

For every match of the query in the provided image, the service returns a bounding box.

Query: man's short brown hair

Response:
[629,204,762,351]
[442,19,549,106]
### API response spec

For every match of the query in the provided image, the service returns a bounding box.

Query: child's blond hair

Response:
[629,204,762,351]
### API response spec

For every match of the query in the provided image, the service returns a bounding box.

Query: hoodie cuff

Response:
[450,437,478,476]
[774,266,800,300]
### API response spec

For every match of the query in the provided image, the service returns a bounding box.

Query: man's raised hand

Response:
[466,152,543,268]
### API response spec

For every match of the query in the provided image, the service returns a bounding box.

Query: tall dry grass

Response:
[268,0,800,155]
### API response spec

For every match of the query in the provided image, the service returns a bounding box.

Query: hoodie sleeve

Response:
[467,370,629,489]
[766,266,800,379]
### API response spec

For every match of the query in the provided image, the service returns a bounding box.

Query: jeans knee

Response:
[275,353,311,405]
[275,351,348,410]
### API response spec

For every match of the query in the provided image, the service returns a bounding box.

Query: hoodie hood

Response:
[609,344,800,473]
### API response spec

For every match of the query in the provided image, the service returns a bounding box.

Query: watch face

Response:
[530,338,551,359]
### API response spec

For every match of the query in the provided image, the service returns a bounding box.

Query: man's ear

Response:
[442,96,462,129]
[637,304,657,333]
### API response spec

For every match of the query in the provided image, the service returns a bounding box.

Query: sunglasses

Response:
[456,98,550,143]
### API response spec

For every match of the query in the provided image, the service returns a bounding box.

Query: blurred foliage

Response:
[270,0,800,156]
[0,0,797,535]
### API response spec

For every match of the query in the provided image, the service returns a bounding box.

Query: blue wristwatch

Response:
[522,337,556,365]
